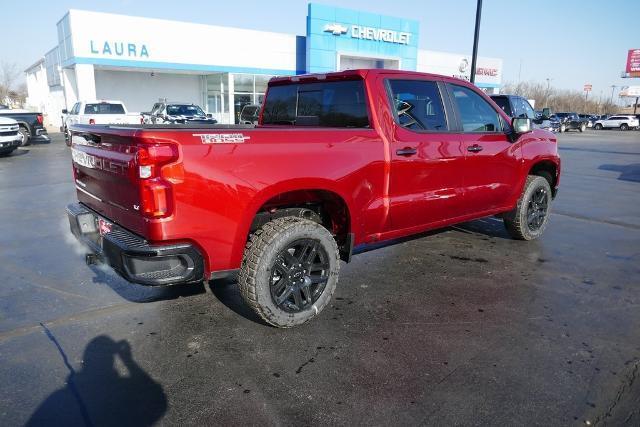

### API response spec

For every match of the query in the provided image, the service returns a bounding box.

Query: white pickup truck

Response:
[63,100,140,143]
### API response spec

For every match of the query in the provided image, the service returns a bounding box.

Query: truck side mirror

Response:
[512,117,532,134]
[542,108,551,119]
[62,109,68,114]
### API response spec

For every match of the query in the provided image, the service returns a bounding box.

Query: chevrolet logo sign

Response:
[323,23,348,35]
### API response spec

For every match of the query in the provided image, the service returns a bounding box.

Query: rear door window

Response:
[387,80,448,131]
[84,103,126,114]
[449,84,502,132]
[262,80,369,127]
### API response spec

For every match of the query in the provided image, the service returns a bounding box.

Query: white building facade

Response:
[26,4,503,127]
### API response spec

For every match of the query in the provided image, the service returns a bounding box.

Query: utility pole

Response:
[518,59,522,83]
[469,0,482,84]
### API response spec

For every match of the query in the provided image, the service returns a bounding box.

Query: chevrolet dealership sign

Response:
[323,23,411,45]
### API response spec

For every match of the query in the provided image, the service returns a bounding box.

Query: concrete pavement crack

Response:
[592,359,640,426]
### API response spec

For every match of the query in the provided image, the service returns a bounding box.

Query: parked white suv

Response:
[593,115,639,131]
[63,100,141,143]
[0,116,22,157]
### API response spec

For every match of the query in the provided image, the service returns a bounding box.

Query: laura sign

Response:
[90,41,150,58]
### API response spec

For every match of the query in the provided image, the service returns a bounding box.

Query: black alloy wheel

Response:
[270,239,329,313]
[526,187,549,231]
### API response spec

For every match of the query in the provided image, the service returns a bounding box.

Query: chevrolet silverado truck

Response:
[67,69,561,328]
[0,109,49,146]
[489,95,560,133]
[63,100,141,145]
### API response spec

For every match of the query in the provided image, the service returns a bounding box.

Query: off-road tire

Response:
[560,124,566,133]
[18,127,30,147]
[504,175,552,241]
[238,217,340,328]
[579,123,586,132]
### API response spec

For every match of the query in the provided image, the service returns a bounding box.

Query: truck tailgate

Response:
[70,127,146,235]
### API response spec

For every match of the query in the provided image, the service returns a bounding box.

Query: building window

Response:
[206,73,229,123]
[232,73,274,123]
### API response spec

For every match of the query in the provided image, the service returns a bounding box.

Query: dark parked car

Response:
[0,110,49,146]
[554,112,586,132]
[490,95,559,132]
[578,114,596,128]
[141,102,216,125]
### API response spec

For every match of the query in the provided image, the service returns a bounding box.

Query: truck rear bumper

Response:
[67,203,205,286]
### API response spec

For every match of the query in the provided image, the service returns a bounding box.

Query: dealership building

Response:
[25,3,503,127]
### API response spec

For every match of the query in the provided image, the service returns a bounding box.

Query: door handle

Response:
[467,144,483,153]
[396,147,418,156]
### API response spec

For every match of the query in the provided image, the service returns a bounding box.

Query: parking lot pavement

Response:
[1,131,639,425]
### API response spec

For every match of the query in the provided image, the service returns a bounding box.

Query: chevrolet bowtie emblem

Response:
[323,23,348,35]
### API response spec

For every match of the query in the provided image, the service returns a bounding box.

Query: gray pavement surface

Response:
[1,130,639,426]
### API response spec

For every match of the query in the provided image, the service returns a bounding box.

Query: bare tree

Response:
[0,61,21,105]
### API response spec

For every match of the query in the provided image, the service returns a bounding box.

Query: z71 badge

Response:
[193,133,251,144]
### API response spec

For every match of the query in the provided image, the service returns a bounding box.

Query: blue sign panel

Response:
[306,3,419,73]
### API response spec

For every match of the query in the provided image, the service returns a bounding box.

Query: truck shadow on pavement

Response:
[90,265,206,303]
[26,335,167,427]
[206,217,513,326]
[598,163,640,183]
[453,217,513,239]
[208,278,269,326]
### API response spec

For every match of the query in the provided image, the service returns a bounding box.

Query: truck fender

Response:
[228,178,355,268]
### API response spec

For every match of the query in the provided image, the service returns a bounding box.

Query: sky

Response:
[2,0,638,100]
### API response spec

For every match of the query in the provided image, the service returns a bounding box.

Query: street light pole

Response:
[610,85,617,104]
[469,0,483,84]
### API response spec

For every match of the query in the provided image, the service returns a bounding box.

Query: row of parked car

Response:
[489,94,640,133]
[61,99,262,144]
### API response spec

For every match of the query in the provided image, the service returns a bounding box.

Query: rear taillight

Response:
[37,114,43,124]
[136,143,179,218]
[89,119,95,125]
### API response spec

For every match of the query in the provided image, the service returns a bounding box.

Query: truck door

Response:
[385,78,467,231]
[445,83,522,215]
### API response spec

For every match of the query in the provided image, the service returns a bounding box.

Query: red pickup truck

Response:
[67,69,560,327]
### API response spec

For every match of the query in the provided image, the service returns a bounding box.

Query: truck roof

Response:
[81,100,125,104]
[268,68,473,86]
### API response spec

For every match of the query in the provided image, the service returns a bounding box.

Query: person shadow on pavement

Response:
[26,335,167,427]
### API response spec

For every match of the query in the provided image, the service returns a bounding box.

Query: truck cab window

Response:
[450,85,502,132]
[262,80,369,127]
[387,80,447,131]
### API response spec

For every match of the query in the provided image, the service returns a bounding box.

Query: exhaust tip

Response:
[85,253,98,265]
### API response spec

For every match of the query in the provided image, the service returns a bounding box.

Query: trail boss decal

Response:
[193,133,251,144]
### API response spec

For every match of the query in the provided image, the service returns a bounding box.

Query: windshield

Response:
[84,103,125,114]
[166,104,205,116]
